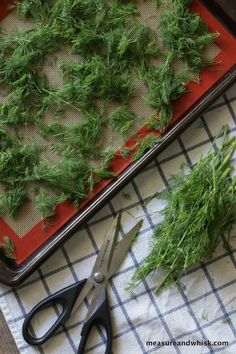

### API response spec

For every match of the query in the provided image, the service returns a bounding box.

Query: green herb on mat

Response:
[159,0,220,72]
[120,146,133,158]
[0,187,28,217]
[132,134,162,161]
[35,188,67,220]
[128,127,236,293]
[12,0,54,23]
[0,236,16,260]
[139,52,193,130]
[0,0,219,220]
[109,106,137,134]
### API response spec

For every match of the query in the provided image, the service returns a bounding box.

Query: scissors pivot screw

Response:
[93,272,105,283]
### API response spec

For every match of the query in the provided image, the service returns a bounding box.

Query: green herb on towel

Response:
[128,127,236,293]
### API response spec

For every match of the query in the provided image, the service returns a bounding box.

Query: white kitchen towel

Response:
[0,83,236,354]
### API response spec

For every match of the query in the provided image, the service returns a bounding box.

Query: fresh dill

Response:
[0,127,40,216]
[159,0,220,72]
[139,52,193,130]
[0,0,219,219]
[12,0,54,23]
[0,187,28,217]
[132,134,162,161]
[109,106,137,134]
[128,127,236,293]
[0,236,16,260]
[35,189,67,219]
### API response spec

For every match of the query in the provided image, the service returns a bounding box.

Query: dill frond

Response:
[0,187,28,217]
[0,128,40,188]
[13,0,54,23]
[128,128,236,293]
[102,148,117,169]
[57,56,134,109]
[109,106,137,134]
[140,52,192,130]
[132,134,162,161]
[0,236,16,260]
[38,109,103,157]
[28,157,90,199]
[159,0,219,72]
[35,188,67,219]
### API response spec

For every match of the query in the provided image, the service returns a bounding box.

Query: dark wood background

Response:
[215,0,236,21]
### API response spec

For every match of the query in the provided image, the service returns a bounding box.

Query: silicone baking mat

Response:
[0,0,235,266]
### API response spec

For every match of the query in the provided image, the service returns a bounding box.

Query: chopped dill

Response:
[132,134,162,161]
[12,0,54,23]
[0,236,16,260]
[120,146,133,158]
[102,148,117,169]
[139,52,192,130]
[109,106,137,134]
[128,127,236,293]
[0,187,28,217]
[35,189,67,219]
[0,0,219,219]
[159,0,220,71]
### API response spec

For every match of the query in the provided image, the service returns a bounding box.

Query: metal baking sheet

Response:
[0,0,235,286]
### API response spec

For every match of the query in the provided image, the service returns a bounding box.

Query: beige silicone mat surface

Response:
[0,1,219,236]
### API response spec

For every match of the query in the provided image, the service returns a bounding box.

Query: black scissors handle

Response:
[22,278,87,346]
[78,289,112,354]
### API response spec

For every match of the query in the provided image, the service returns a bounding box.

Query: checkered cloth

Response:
[0,83,236,354]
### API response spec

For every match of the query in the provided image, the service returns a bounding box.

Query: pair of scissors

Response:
[22,213,143,354]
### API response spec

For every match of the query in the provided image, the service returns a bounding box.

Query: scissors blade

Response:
[90,212,121,277]
[69,279,93,319]
[108,219,143,278]
[84,285,106,323]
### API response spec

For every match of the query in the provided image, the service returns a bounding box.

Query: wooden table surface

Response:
[216,0,236,20]
[0,309,19,354]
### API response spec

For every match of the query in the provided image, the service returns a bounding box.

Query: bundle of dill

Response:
[129,128,236,293]
[0,0,219,220]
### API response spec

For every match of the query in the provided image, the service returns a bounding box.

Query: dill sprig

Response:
[0,187,28,217]
[109,106,137,134]
[27,157,90,199]
[104,23,160,70]
[133,134,162,161]
[0,26,59,85]
[35,188,67,219]
[37,109,103,157]
[58,56,135,107]
[12,0,54,23]
[0,236,16,260]
[128,127,236,293]
[0,128,40,188]
[0,127,40,216]
[139,52,192,130]
[159,0,219,72]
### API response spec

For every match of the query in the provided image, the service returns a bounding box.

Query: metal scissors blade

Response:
[90,212,121,278]
[84,285,105,323]
[108,219,143,278]
[85,219,143,323]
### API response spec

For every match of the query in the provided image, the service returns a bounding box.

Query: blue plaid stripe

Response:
[0,84,235,354]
